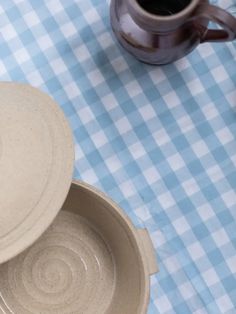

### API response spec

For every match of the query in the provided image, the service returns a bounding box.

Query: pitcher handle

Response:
[195,4,236,42]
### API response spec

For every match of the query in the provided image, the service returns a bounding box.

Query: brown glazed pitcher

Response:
[110,0,236,64]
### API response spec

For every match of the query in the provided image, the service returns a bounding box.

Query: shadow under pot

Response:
[0,181,158,314]
[110,0,236,64]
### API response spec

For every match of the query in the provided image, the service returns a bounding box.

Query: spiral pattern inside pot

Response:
[0,211,115,314]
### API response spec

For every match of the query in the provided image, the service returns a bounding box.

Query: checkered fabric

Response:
[0,0,236,313]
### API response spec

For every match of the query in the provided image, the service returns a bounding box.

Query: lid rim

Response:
[0,82,74,264]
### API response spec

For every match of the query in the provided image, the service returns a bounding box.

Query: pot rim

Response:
[72,180,152,314]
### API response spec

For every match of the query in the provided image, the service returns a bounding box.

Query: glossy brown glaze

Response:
[110,0,236,64]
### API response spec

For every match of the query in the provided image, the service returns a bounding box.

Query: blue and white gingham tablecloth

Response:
[0,0,236,313]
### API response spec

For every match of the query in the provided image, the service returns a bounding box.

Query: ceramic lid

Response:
[0,82,74,264]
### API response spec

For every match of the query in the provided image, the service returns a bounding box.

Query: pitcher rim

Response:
[127,0,199,21]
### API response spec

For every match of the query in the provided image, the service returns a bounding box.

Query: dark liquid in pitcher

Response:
[137,0,191,16]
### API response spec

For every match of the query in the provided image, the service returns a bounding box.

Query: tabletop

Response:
[0,0,235,313]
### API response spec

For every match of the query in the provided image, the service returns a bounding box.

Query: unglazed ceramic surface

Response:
[0,212,115,314]
[0,182,158,314]
[0,82,74,264]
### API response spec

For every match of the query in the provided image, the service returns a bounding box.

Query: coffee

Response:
[137,0,191,16]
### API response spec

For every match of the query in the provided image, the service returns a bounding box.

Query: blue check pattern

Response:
[0,0,236,313]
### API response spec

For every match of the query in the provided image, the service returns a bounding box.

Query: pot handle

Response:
[195,4,236,42]
[137,229,158,275]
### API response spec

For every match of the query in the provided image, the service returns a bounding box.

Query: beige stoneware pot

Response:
[0,82,158,314]
[0,181,158,314]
